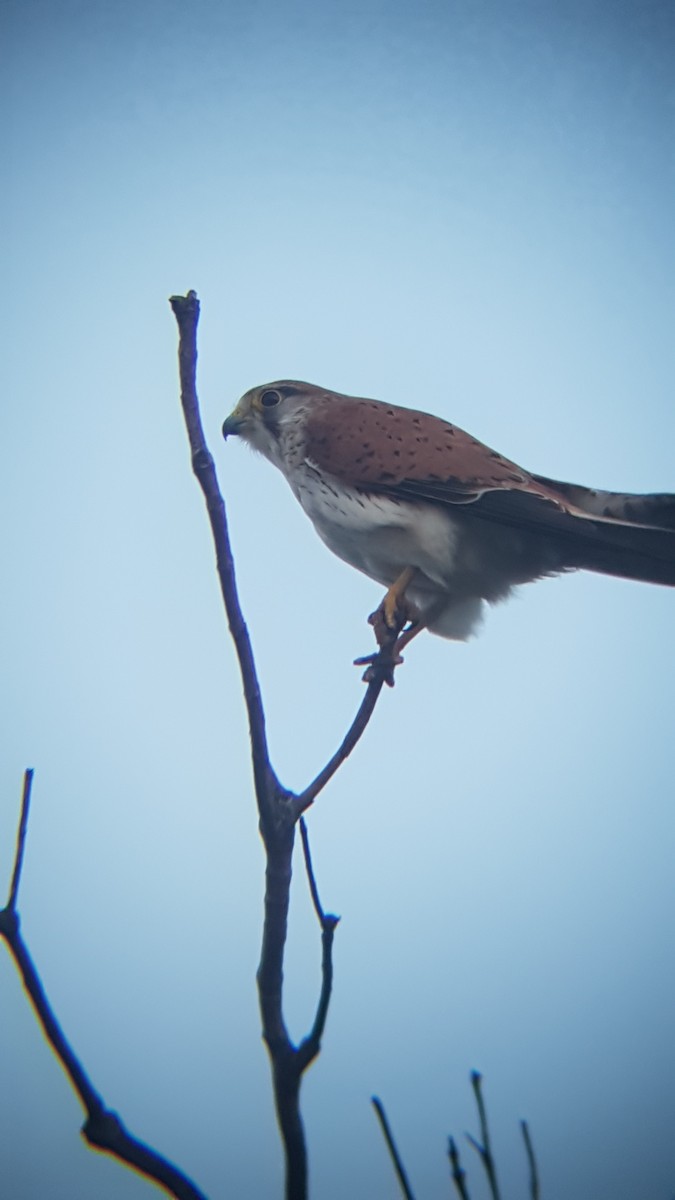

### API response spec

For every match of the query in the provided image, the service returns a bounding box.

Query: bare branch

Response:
[466,1072,501,1200]
[293,677,386,816]
[521,1119,540,1200]
[169,291,277,805]
[170,291,313,1196]
[257,825,295,1055]
[297,819,339,1071]
[448,1136,472,1200]
[83,1109,208,1200]
[6,768,33,910]
[254,823,318,1200]
[300,914,338,1067]
[371,1096,417,1200]
[0,776,207,1200]
[298,816,327,923]
[168,292,390,1199]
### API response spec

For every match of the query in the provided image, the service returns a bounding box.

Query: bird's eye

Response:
[260,389,281,408]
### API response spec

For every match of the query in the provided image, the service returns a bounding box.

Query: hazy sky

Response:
[2,2,674,1197]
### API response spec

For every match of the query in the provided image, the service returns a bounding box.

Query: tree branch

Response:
[448,1136,472,1200]
[170,291,393,1199]
[0,772,208,1200]
[521,1119,540,1200]
[6,766,33,910]
[298,816,327,925]
[466,1071,501,1200]
[371,1095,417,1200]
[297,818,339,1071]
[293,677,386,816]
[169,291,276,806]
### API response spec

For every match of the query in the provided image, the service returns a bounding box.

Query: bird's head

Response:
[222,380,319,464]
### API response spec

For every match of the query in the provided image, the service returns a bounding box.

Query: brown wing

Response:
[305,391,544,498]
[305,388,675,586]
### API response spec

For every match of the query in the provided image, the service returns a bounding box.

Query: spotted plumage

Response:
[222,381,675,642]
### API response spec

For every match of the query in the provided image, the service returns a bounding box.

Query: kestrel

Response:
[222,381,674,663]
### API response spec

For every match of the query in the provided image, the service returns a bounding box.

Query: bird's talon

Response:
[354,647,405,686]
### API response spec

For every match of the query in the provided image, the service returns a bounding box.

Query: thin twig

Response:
[7,768,33,910]
[371,1096,417,1200]
[169,291,276,805]
[293,678,386,816]
[298,913,338,1069]
[520,1119,540,1200]
[466,1072,501,1200]
[0,777,207,1200]
[297,818,339,1069]
[448,1136,472,1200]
[298,817,326,922]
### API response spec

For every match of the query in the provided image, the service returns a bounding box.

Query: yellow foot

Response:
[368,596,419,650]
[354,569,422,686]
[380,566,416,630]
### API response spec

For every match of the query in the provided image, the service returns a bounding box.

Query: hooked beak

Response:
[222,408,246,440]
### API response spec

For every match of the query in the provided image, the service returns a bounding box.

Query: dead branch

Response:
[448,1136,472,1200]
[466,1071,501,1200]
[0,771,207,1200]
[521,1118,540,1200]
[296,818,339,1071]
[371,1095,417,1200]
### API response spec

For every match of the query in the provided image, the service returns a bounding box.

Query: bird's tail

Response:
[531,475,675,586]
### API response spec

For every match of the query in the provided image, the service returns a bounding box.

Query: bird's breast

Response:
[288,462,460,589]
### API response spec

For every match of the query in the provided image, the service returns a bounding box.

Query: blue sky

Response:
[2,1,674,1197]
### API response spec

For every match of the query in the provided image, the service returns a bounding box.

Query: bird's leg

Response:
[388,592,456,658]
[354,568,420,686]
[392,618,424,655]
[369,566,417,646]
[383,565,416,628]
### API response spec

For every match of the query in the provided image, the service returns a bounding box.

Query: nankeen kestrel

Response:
[222,382,674,655]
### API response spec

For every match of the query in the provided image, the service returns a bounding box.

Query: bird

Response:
[222,381,674,665]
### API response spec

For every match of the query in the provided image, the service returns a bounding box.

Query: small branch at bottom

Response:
[466,1071,501,1200]
[297,819,339,1069]
[0,772,207,1200]
[448,1136,472,1200]
[6,769,34,910]
[521,1119,540,1200]
[371,1095,417,1200]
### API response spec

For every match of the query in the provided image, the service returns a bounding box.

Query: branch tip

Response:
[448,1135,471,1200]
[520,1118,540,1200]
[7,769,35,911]
[466,1073,501,1200]
[371,1096,417,1200]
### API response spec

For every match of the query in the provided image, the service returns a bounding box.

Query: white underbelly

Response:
[286,463,563,640]
[292,465,460,590]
